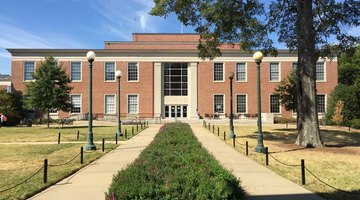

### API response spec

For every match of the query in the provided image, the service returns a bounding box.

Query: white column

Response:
[188,62,198,119]
[153,62,163,118]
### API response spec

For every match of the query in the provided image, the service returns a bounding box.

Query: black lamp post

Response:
[253,51,265,153]
[229,71,235,138]
[85,51,96,151]
[115,70,123,136]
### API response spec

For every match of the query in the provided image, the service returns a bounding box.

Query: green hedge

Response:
[106,123,246,200]
[351,119,360,129]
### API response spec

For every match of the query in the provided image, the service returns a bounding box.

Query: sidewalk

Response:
[28,124,161,200]
[190,124,324,200]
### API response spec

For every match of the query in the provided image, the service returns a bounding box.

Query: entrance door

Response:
[164,105,187,118]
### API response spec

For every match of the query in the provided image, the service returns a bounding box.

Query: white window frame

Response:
[316,94,326,114]
[235,62,247,82]
[70,94,82,114]
[213,62,225,82]
[104,94,116,114]
[104,62,116,82]
[236,94,248,114]
[23,61,35,82]
[269,62,281,82]
[316,62,326,82]
[127,62,139,82]
[127,94,139,114]
[269,94,281,114]
[70,61,82,82]
[213,94,225,114]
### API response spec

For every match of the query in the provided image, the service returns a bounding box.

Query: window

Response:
[71,62,82,81]
[270,95,280,113]
[164,63,188,96]
[6,85,12,93]
[128,62,138,81]
[71,95,81,113]
[105,95,115,114]
[214,95,224,113]
[317,95,326,113]
[316,62,325,81]
[236,95,247,113]
[270,63,280,81]
[24,62,35,81]
[292,62,297,72]
[105,62,115,81]
[49,108,58,114]
[128,95,138,114]
[213,63,224,81]
[236,63,246,81]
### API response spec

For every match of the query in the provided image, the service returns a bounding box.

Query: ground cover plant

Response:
[208,123,360,200]
[0,143,116,200]
[106,123,246,200]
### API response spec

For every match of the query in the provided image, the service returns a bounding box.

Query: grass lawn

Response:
[208,123,360,200]
[0,122,147,200]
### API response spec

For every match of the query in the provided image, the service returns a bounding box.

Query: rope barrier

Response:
[268,153,301,167]
[0,166,44,193]
[48,152,81,167]
[305,167,360,196]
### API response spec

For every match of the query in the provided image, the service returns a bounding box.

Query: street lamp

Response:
[85,51,96,151]
[229,71,235,139]
[115,70,123,136]
[253,51,265,153]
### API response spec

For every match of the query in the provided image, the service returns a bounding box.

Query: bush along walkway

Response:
[191,123,324,200]
[28,124,161,200]
[106,123,246,200]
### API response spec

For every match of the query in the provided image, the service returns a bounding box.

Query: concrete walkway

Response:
[190,124,324,200]
[28,124,161,200]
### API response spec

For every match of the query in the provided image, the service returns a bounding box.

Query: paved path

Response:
[190,124,324,200]
[28,125,161,200]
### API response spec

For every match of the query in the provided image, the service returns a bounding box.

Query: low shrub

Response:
[351,119,360,129]
[106,123,246,200]
[274,116,296,124]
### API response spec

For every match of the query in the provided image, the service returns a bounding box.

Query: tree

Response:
[275,71,297,112]
[26,56,72,128]
[151,0,360,147]
[338,45,360,85]
[0,89,25,126]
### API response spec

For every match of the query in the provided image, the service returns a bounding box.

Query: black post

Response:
[301,159,305,185]
[102,138,105,152]
[77,131,80,140]
[208,123,210,130]
[147,121,148,127]
[223,131,226,141]
[80,147,83,164]
[115,133,118,144]
[132,127,134,135]
[217,127,219,136]
[233,135,236,147]
[212,125,214,133]
[58,132,61,144]
[44,159,48,183]
[125,129,128,139]
[137,124,139,132]
[246,141,249,156]
[265,147,269,166]
[141,122,143,129]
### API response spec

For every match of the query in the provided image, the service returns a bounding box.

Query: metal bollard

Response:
[233,135,236,147]
[212,125,214,133]
[132,127,134,135]
[137,124,139,132]
[223,131,226,141]
[246,141,249,156]
[265,147,269,166]
[58,132,61,144]
[141,123,143,129]
[217,127,219,136]
[44,159,48,183]
[208,123,210,130]
[77,131,80,140]
[147,121,148,127]
[102,139,105,152]
[80,147,83,164]
[125,129,128,139]
[115,133,118,144]
[301,159,305,185]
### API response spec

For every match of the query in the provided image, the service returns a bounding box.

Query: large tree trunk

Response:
[295,0,323,147]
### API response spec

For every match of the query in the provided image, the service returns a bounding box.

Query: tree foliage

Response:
[338,45,360,85]
[0,89,24,126]
[275,71,297,111]
[151,0,360,147]
[26,56,72,127]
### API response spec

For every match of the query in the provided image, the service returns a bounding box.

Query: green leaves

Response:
[275,71,297,111]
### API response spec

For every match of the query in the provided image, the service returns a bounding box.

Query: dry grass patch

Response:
[210,124,360,200]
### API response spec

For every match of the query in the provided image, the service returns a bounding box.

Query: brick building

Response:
[7,33,337,121]
[0,74,12,93]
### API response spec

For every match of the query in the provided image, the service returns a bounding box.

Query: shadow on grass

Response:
[48,126,112,129]
[317,189,360,200]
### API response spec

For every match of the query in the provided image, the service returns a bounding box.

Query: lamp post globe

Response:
[229,71,235,139]
[253,51,265,153]
[85,51,96,151]
[115,70,123,136]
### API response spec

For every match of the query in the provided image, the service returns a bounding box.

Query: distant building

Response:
[7,33,337,121]
[0,74,12,93]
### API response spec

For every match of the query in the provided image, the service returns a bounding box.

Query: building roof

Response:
[0,74,11,81]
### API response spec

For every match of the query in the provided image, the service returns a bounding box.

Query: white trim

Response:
[104,62,116,82]
[213,62,225,82]
[127,94,139,114]
[269,94,281,114]
[213,94,225,114]
[70,61,82,82]
[235,62,248,82]
[235,93,248,114]
[127,62,139,82]
[70,94,82,114]
[23,61,36,82]
[269,62,281,82]
[104,94,116,114]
